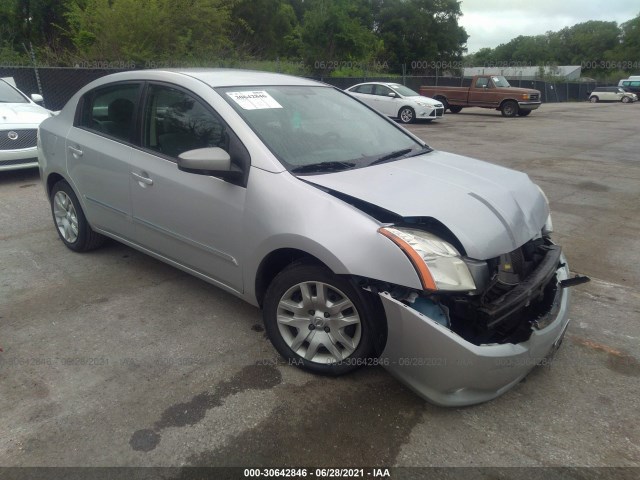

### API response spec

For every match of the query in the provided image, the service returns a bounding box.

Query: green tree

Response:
[298,0,382,72]
[64,0,233,64]
[376,0,468,72]
[232,0,298,58]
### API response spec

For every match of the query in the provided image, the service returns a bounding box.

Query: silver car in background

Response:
[1,78,52,171]
[38,69,586,406]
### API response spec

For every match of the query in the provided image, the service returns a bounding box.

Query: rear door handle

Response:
[132,171,153,186]
[68,145,83,157]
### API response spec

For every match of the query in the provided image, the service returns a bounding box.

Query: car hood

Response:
[407,95,442,106]
[300,151,549,260]
[0,103,50,125]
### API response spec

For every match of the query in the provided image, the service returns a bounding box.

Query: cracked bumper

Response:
[379,259,571,407]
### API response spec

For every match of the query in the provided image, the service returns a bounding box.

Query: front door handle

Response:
[132,172,153,186]
[68,145,83,157]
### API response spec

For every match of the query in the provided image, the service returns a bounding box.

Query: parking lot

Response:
[1,102,639,470]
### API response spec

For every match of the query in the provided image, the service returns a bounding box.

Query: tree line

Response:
[1,0,638,79]
[0,0,467,76]
[466,17,640,80]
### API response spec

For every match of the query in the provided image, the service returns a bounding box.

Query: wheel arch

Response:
[433,95,448,105]
[499,98,520,109]
[46,172,66,199]
[254,248,332,308]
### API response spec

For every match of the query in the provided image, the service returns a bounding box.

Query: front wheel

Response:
[398,106,415,124]
[501,100,519,117]
[621,96,631,103]
[517,110,531,116]
[50,180,105,252]
[263,262,380,375]
[448,105,463,113]
[590,96,599,103]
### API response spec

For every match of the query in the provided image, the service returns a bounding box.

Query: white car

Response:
[588,86,637,103]
[346,82,444,124]
[1,78,53,171]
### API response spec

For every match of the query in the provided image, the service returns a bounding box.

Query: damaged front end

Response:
[371,227,588,406]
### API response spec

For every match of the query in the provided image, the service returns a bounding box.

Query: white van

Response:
[618,76,640,86]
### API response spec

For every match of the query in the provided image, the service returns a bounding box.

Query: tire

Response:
[621,96,630,103]
[590,96,598,103]
[501,100,519,117]
[50,180,105,252]
[517,110,531,117]
[448,105,463,114]
[398,106,415,124]
[434,96,449,111]
[263,261,381,376]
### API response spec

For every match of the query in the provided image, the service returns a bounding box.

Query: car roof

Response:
[94,68,325,88]
[352,82,401,87]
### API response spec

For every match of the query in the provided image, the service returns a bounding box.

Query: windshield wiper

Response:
[290,161,356,174]
[370,146,432,166]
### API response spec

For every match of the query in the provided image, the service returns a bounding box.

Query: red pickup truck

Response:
[420,75,542,117]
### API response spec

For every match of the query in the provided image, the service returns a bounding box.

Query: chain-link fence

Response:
[1,66,617,111]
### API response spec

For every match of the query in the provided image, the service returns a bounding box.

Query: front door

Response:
[129,83,247,292]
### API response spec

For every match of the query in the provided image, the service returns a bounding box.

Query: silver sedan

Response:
[38,69,586,406]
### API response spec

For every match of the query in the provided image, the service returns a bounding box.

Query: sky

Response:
[459,0,640,53]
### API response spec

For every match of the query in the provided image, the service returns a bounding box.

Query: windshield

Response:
[219,86,425,172]
[491,76,511,88]
[388,84,420,97]
[0,80,29,103]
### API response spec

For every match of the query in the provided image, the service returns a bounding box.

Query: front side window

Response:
[78,83,140,142]
[219,86,424,171]
[475,78,489,88]
[374,85,393,97]
[143,84,226,158]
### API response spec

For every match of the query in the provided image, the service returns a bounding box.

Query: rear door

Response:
[128,83,248,292]
[348,84,377,110]
[66,82,141,240]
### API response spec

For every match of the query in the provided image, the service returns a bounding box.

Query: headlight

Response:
[379,227,476,292]
[535,185,553,234]
[522,93,530,100]
[415,101,430,107]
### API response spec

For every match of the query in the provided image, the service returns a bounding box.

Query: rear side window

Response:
[78,83,140,142]
[354,84,374,94]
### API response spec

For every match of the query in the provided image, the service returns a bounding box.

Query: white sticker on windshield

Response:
[226,91,283,110]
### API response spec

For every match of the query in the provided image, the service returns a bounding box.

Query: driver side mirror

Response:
[31,93,44,103]
[388,92,399,98]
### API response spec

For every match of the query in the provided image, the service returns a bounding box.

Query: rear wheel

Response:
[448,105,463,113]
[50,180,105,252]
[589,96,599,103]
[501,100,519,117]
[517,110,531,117]
[398,106,415,124]
[263,262,380,375]
[434,96,449,110]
